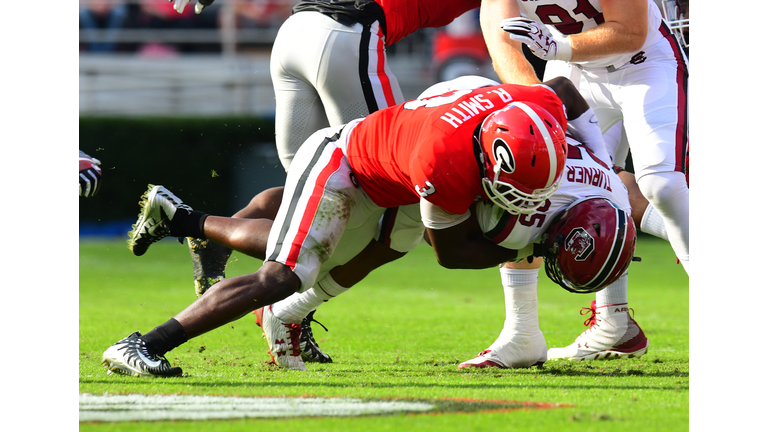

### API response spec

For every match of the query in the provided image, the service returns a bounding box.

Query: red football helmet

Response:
[479,101,567,214]
[542,197,637,294]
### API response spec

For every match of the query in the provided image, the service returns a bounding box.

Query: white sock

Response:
[640,204,669,241]
[271,274,350,324]
[637,171,689,274]
[595,272,629,307]
[498,267,540,336]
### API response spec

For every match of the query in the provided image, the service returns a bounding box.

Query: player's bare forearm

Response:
[542,76,590,120]
[430,237,518,269]
[480,0,540,85]
[425,222,518,270]
[568,0,648,62]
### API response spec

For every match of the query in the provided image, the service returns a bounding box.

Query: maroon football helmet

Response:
[542,197,637,293]
[479,101,567,215]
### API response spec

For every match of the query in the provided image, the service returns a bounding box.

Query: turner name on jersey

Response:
[477,142,630,250]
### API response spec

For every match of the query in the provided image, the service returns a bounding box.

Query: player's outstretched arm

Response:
[424,209,519,270]
[480,0,540,85]
[567,0,648,63]
[541,76,590,121]
[542,76,612,163]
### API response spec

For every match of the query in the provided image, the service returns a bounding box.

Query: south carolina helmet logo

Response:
[564,227,595,261]
[492,138,515,173]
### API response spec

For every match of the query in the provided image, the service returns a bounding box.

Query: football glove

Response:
[501,17,572,62]
[79,151,102,198]
[170,0,215,14]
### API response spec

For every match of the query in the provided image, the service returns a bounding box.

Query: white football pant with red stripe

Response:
[266,123,400,293]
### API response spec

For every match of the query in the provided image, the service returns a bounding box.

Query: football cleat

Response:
[187,237,231,297]
[299,310,333,363]
[101,331,183,378]
[253,306,307,371]
[127,184,192,256]
[458,330,547,370]
[547,301,649,361]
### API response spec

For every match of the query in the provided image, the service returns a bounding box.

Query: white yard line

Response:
[79,394,435,422]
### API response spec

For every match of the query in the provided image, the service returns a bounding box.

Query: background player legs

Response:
[636,171,688,272]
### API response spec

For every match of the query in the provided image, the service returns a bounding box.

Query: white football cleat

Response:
[458,330,547,370]
[101,332,183,378]
[547,301,649,361]
[127,184,192,256]
[254,305,307,371]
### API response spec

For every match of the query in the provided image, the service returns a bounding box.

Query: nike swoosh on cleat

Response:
[137,350,163,368]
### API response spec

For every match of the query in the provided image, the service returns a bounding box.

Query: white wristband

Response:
[554,35,572,62]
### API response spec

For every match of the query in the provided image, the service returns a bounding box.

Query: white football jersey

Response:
[516,0,665,69]
[477,138,630,250]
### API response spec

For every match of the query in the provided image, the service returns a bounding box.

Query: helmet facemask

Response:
[478,101,567,215]
[481,167,563,215]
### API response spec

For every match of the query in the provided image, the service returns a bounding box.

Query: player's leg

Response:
[185,13,335,294]
[270,11,334,170]
[187,187,284,297]
[104,125,369,376]
[263,204,423,365]
[316,18,404,126]
[459,258,547,369]
[268,204,422,321]
[107,184,302,377]
[616,39,689,273]
[615,168,669,241]
[547,272,649,361]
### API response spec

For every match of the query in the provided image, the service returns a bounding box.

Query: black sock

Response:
[169,210,208,239]
[141,318,188,356]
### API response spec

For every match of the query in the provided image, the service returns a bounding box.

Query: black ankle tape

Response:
[142,318,188,356]
[170,211,208,239]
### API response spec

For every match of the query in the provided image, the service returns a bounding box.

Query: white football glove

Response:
[79,150,102,198]
[501,17,572,62]
[170,0,214,14]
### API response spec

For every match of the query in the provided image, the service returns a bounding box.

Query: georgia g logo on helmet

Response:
[564,227,594,261]
[493,138,515,173]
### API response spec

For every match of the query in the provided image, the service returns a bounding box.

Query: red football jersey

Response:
[378,0,480,46]
[346,84,567,215]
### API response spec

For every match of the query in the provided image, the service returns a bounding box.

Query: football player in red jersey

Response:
[170,0,483,345]
[101,76,602,376]
[200,78,654,369]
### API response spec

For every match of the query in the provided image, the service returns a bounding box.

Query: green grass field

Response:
[79,235,688,431]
